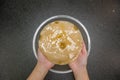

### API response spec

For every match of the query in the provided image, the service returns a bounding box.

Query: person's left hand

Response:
[37,48,54,70]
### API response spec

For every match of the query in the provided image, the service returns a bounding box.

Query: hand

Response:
[27,49,54,80]
[37,48,54,70]
[69,42,88,72]
[69,42,89,80]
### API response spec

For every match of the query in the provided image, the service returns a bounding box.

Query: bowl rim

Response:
[33,15,91,74]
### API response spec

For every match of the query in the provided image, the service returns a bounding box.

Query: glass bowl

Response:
[33,15,91,74]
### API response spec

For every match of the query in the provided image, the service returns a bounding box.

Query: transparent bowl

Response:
[33,15,91,74]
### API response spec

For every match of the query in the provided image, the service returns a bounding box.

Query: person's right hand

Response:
[69,42,88,72]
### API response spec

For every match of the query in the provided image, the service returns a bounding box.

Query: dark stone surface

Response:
[0,0,120,80]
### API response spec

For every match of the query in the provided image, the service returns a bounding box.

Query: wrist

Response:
[27,62,49,80]
[72,65,87,74]
[36,62,49,72]
[73,66,89,80]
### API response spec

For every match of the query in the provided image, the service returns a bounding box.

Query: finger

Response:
[38,48,41,54]
[81,42,87,55]
[38,48,44,55]
[38,48,44,58]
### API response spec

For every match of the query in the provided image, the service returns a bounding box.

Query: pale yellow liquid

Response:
[39,21,83,65]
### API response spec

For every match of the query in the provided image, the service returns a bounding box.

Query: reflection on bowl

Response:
[33,15,91,74]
